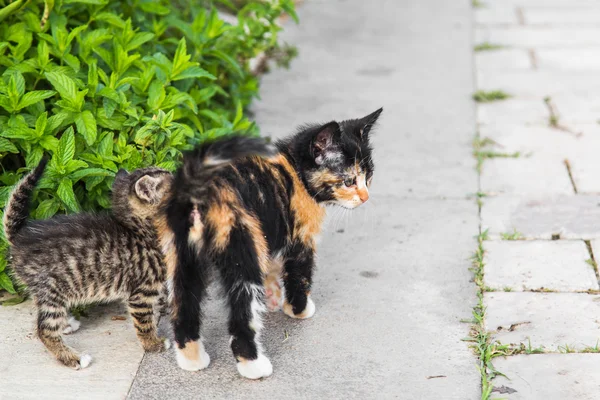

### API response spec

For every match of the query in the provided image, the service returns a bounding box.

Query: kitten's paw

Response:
[72,354,92,370]
[175,340,210,371]
[142,336,169,352]
[264,275,282,312]
[62,317,81,335]
[283,297,315,319]
[237,354,273,380]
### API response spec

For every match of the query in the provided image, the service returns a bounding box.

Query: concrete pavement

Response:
[129,0,480,398]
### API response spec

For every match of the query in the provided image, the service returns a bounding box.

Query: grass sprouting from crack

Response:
[503,287,513,292]
[472,0,485,8]
[559,344,576,354]
[586,259,598,269]
[466,229,514,399]
[472,136,521,172]
[473,90,511,103]
[501,229,523,241]
[582,341,600,353]
[474,42,504,52]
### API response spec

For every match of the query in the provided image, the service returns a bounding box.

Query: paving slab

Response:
[537,49,600,71]
[475,27,600,49]
[484,241,598,292]
[525,8,600,25]
[491,354,600,400]
[474,7,518,25]
[478,70,600,98]
[485,292,600,351]
[0,301,144,400]
[477,99,547,127]
[481,195,600,240]
[128,0,480,398]
[480,157,573,196]
[475,49,531,71]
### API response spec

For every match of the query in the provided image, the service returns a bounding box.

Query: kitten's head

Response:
[293,108,382,209]
[112,167,173,221]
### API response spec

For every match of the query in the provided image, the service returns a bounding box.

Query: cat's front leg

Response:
[282,241,316,319]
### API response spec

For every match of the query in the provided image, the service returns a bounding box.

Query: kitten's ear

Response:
[312,122,340,165]
[358,107,383,140]
[134,175,162,203]
[115,169,129,180]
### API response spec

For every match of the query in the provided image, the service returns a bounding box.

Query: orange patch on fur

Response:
[188,205,203,245]
[271,155,325,246]
[206,188,237,251]
[180,340,200,361]
[154,215,177,279]
[239,210,269,274]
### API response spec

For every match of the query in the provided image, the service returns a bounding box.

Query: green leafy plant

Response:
[473,90,511,103]
[0,0,298,294]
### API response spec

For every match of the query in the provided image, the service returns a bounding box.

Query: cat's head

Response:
[112,167,173,220]
[293,108,382,209]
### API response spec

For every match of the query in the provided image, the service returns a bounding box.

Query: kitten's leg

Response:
[36,297,91,369]
[128,286,170,352]
[264,272,283,312]
[282,241,316,319]
[170,249,210,371]
[62,313,81,335]
[214,241,272,379]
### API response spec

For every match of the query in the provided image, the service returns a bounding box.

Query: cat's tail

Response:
[178,136,276,190]
[3,158,48,244]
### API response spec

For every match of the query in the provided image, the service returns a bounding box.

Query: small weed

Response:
[472,0,485,8]
[484,286,496,292]
[503,287,513,292]
[558,344,576,354]
[544,96,582,137]
[581,340,600,353]
[474,42,504,52]
[586,259,598,269]
[473,90,511,103]
[501,229,523,241]
[480,229,490,241]
[70,304,93,320]
[525,338,545,354]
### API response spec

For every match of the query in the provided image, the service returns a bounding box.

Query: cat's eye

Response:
[343,177,356,187]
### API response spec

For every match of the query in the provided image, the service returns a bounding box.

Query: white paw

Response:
[175,340,210,371]
[63,317,81,335]
[79,354,92,369]
[164,338,172,350]
[237,353,273,380]
[283,297,316,319]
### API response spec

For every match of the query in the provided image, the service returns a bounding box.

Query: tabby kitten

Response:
[4,160,172,369]
[164,108,382,379]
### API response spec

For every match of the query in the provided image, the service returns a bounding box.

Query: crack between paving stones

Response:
[563,159,578,194]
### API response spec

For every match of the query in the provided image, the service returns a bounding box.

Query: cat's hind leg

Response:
[128,286,170,353]
[36,297,91,369]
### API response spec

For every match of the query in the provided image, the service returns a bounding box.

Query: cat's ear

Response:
[134,175,162,203]
[312,122,341,165]
[357,107,383,140]
[115,169,129,180]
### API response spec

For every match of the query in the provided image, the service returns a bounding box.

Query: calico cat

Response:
[164,108,382,379]
[4,160,173,369]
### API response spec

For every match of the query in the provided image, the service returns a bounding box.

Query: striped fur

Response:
[5,164,173,369]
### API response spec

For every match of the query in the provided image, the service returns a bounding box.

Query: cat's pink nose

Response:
[358,189,369,203]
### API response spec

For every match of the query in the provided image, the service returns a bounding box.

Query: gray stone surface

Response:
[0,301,144,400]
[128,0,480,398]
[477,100,547,127]
[475,49,531,71]
[481,195,600,240]
[485,292,600,351]
[475,27,600,49]
[480,157,573,196]
[491,354,600,400]
[537,49,600,71]
[484,241,598,292]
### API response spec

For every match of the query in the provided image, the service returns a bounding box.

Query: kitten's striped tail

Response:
[3,158,48,244]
